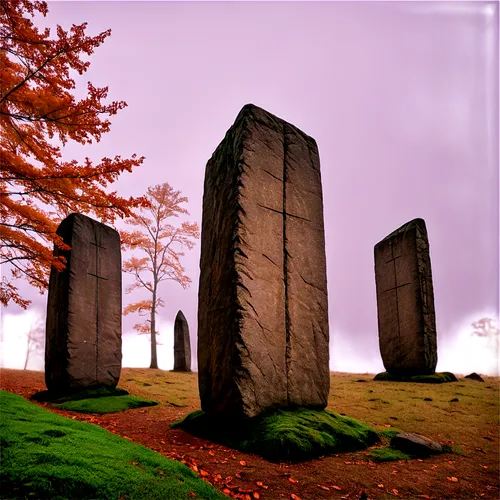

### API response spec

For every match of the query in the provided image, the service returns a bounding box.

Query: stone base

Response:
[374,372,457,383]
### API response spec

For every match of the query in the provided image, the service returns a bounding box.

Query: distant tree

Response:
[471,318,500,371]
[121,183,199,369]
[24,321,44,370]
[1,0,145,309]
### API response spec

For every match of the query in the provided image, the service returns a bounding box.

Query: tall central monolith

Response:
[198,104,329,419]
[45,213,122,392]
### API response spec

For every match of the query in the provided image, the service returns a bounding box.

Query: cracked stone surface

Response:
[374,218,437,376]
[45,213,122,392]
[173,310,191,372]
[198,104,329,419]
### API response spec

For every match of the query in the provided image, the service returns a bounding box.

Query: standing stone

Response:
[173,310,191,372]
[198,104,329,419]
[374,218,437,375]
[45,213,122,392]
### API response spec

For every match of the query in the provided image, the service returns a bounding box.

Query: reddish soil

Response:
[1,368,499,500]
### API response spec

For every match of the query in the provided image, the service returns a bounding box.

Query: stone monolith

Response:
[173,310,191,372]
[198,104,329,419]
[374,218,437,375]
[45,213,122,392]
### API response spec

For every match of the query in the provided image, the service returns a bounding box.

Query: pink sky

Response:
[2,1,498,375]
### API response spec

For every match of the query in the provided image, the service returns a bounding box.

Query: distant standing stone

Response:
[173,310,191,372]
[198,104,330,419]
[45,213,122,392]
[374,218,438,375]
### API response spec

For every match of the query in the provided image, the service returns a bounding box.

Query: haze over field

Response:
[1,1,498,375]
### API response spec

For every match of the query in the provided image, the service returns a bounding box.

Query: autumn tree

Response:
[1,0,145,308]
[122,183,199,369]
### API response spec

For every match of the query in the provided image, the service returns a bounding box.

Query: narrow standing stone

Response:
[45,213,122,392]
[374,218,438,375]
[198,104,330,419]
[173,310,191,372]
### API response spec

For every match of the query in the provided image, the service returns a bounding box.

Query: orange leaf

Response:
[223,489,231,495]
[377,484,384,489]
[447,477,459,482]
[256,481,268,489]
[290,495,302,500]
[235,473,242,479]
[332,485,342,491]
[239,460,247,466]
[200,469,209,477]
[317,485,330,491]
[209,450,215,456]
[253,493,260,499]
[288,477,299,483]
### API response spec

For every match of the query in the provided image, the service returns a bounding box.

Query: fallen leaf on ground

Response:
[200,469,209,477]
[377,484,384,488]
[317,485,330,491]
[290,494,301,500]
[417,495,430,499]
[240,460,247,466]
[256,481,268,489]
[209,450,215,456]
[253,493,260,499]
[332,485,342,491]
[235,473,242,479]
[447,477,459,482]
[288,477,298,483]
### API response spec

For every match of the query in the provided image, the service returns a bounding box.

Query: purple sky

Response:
[2,1,499,375]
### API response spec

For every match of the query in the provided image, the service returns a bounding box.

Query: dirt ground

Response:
[1,368,498,500]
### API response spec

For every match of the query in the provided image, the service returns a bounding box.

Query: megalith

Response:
[374,218,438,375]
[198,104,330,419]
[45,213,122,392]
[173,310,191,372]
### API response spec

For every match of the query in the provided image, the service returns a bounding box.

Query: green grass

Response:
[0,390,225,500]
[373,372,458,383]
[172,407,380,463]
[31,386,158,414]
[370,446,413,462]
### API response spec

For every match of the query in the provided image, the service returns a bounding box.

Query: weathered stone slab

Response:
[45,213,122,392]
[374,218,437,375]
[173,310,191,372]
[198,104,329,419]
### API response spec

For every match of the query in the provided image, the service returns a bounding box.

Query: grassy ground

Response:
[0,390,226,500]
[173,407,380,462]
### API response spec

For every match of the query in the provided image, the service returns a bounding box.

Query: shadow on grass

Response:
[31,387,158,414]
[0,390,225,499]
[373,372,458,384]
[172,407,380,463]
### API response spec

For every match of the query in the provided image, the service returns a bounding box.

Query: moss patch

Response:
[31,387,158,414]
[370,446,413,462]
[172,407,380,463]
[374,372,458,384]
[0,390,225,500]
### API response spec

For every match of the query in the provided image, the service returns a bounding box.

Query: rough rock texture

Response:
[374,218,437,376]
[173,310,191,372]
[198,104,329,419]
[391,433,443,456]
[45,213,122,392]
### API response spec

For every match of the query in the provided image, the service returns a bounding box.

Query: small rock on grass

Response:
[391,433,442,457]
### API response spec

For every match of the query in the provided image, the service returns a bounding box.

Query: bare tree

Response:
[24,323,45,370]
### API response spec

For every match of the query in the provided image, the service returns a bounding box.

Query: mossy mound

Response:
[374,372,457,383]
[172,407,380,463]
[370,446,413,462]
[31,387,158,414]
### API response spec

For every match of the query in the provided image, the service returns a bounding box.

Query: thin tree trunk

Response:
[24,347,29,370]
[150,290,158,369]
